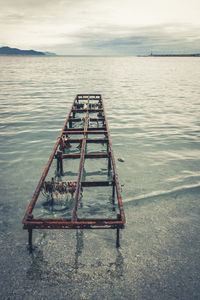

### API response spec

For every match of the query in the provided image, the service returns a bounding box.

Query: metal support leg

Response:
[108,157,111,170]
[112,179,115,199]
[60,156,64,176]
[112,176,115,209]
[57,151,63,176]
[112,184,115,210]
[108,152,111,175]
[116,228,120,248]
[57,157,60,173]
[107,141,109,152]
[28,228,33,252]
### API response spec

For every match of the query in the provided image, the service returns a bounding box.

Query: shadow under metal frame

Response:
[22,94,126,251]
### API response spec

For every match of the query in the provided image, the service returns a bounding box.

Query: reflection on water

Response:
[27,250,45,281]
[26,229,124,284]
[74,230,84,272]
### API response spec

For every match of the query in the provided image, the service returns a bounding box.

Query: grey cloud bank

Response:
[0,0,199,55]
[51,24,200,55]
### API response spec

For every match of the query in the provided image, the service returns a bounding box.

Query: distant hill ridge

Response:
[149,53,200,57]
[0,46,56,56]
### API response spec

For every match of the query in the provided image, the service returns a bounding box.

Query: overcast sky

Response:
[0,0,199,55]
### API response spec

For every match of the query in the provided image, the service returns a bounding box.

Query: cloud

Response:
[0,0,200,54]
[49,23,200,55]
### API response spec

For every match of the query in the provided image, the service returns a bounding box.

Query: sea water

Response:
[0,56,200,299]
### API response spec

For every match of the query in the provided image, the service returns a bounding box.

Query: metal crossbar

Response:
[22,94,125,251]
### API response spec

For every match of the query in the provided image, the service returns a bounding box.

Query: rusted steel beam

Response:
[81,180,113,187]
[63,130,107,135]
[25,217,119,223]
[72,96,89,222]
[24,218,122,224]
[101,96,125,224]
[24,224,123,230]
[42,180,113,187]
[77,93,101,97]
[61,153,108,159]
[87,127,106,131]
[66,127,106,131]
[61,138,108,144]
[72,109,103,113]
[65,128,84,131]
[67,117,104,122]
[23,220,124,229]
[63,131,85,135]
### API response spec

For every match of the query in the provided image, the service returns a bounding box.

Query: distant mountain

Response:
[0,46,56,56]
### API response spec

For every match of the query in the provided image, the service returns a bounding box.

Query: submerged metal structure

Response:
[22,94,125,250]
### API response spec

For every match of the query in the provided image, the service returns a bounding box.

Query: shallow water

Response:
[0,56,200,299]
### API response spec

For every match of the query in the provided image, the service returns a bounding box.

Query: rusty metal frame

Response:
[22,94,125,250]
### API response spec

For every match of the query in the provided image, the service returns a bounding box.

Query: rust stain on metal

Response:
[22,94,125,249]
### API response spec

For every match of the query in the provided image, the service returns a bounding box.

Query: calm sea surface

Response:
[0,56,200,299]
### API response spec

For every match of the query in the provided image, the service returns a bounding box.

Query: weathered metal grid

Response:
[22,94,125,248]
